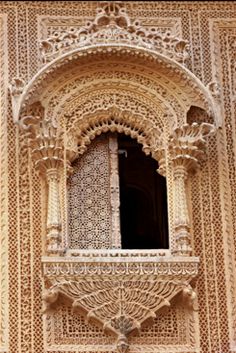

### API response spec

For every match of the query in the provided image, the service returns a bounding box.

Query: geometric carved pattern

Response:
[47,304,114,346]
[46,301,194,349]
[0,13,8,353]
[68,135,112,249]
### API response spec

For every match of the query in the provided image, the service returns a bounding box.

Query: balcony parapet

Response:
[42,251,199,353]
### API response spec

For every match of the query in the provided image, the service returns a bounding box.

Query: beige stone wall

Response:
[0,1,236,352]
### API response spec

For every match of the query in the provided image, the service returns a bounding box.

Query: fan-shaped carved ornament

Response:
[42,253,199,352]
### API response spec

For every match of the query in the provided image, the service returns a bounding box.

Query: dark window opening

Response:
[118,134,169,249]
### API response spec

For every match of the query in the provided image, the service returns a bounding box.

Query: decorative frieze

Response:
[42,253,199,277]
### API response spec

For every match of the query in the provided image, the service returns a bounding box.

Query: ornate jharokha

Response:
[20,115,213,351]
[8,1,221,352]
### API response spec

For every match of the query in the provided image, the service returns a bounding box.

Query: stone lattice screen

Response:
[68,135,112,249]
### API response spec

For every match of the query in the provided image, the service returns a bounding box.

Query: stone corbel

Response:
[9,77,26,123]
[152,135,167,177]
[21,116,66,255]
[42,255,199,353]
[169,123,215,256]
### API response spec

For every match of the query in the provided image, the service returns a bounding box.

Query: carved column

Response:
[46,168,62,254]
[109,135,121,248]
[171,159,191,255]
[169,123,215,256]
[21,116,65,255]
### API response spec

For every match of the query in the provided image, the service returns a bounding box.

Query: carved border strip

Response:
[210,18,236,351]
[0,13,8,353]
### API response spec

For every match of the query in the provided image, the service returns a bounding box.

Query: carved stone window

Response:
[67,133,169,251]
[9,2,220,351]
[118,134,168,250]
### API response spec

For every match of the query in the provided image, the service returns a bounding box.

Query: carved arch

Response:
[11,47,220,127]
[48,74,179,131]
[65,107,164,162]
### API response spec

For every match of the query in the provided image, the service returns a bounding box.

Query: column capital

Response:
[169,122,215,174]
[21,115,64,175]
[20,116,65,255]
[46,168,60,182]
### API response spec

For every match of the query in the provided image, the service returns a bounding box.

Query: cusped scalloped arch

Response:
[66,106,163,161]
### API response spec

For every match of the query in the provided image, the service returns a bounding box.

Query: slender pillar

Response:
[169,123,215,256]
[109,136,121,248]
[46,168,62,254]
[21,116,65,255]
[172,162,191,255]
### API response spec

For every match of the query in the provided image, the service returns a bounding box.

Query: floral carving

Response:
[111,316,132,353]
[39,2,189,65]
[20,116,64,173]
[169,123,215,173]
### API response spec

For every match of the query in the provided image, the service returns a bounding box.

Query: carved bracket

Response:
[9,77,25,123]
[42,253,199,352]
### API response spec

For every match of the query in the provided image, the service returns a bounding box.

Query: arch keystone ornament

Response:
[9,1,219,352]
